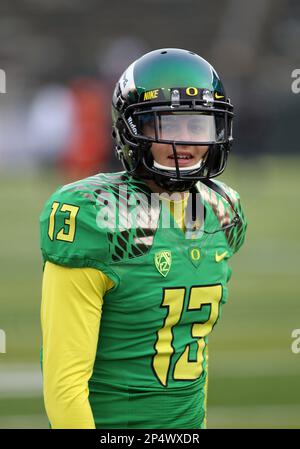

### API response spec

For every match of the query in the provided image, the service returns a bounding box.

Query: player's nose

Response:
[177,123,193,141]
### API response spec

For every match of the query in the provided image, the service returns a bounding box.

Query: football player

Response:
[40,48,247,429]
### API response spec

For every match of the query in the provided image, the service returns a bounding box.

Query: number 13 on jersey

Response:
[152,285,222,387]
[48,201,79,243]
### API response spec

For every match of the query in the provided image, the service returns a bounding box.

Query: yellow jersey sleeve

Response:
[41,261,114,429]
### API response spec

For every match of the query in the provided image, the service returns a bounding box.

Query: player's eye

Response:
[188,120,205,134]
[138,114,156,137]
[163,122,177,132]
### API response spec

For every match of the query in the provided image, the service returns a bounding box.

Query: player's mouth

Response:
[167,151,195,167]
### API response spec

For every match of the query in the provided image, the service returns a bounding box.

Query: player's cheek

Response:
[199,146,209,158]
[151,144,169,161]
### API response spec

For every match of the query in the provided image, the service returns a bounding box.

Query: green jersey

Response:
[40,171,247,428]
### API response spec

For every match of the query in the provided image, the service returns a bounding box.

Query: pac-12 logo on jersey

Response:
[154,251,172,277]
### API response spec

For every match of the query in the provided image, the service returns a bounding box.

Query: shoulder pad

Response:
[39,173,128,281]
[197,179,247,254]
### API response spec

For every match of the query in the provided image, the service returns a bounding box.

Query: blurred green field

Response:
[0,157,300,428]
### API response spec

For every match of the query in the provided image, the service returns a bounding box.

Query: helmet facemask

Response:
[115,95,233,191]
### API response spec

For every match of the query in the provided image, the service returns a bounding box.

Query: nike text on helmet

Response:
[112,48,234,191]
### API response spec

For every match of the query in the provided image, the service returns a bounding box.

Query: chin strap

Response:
[199,178,241,226]
[153,159,203,171]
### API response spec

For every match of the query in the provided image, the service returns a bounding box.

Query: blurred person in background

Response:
[27,84,74,168]
[40,48,247,429]
[58,77,110,181]
[59,37,148,180]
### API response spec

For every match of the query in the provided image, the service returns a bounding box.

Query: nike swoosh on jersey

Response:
[215,251,228,262]
[215,93,224,99]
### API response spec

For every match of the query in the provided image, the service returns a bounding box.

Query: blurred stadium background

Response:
[0,0,299,429]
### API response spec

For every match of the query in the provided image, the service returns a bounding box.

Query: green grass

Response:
[0,157,300,428]
[0,397,46,417]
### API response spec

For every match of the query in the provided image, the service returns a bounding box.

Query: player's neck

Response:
[145,179,189,199]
